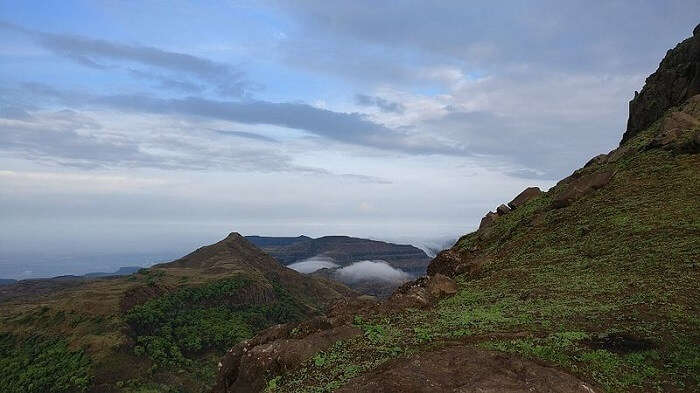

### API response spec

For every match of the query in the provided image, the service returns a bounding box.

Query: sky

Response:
[1,1,698,278]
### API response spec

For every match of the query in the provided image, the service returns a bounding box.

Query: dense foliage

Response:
[125,276,307,368]
[0,333,92,393]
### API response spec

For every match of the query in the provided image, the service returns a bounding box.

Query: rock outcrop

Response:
[496,203,511,215]
[213,316,362,393]
[479,211,499,230]
[508,186,543,210]
[647,94,700,152]
[552,170,615,209]
[426,249,484,279]
[476,186,544,232]
[621,23,700,144]
[388,273,458,308]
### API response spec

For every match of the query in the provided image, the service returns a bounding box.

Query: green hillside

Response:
[0,234,351,393]
[214,29,700,393]
[245,97,698,393]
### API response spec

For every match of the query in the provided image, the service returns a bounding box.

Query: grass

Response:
[269,118,700,392]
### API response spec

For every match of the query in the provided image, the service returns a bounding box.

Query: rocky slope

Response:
[213,25,700,393]
[0,233,351,393]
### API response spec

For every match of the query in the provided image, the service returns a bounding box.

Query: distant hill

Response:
[0,266,144,303]
[244,235,312,248]
[0,233,351,393]
[247,235,431,297]
[246,235,430,274]
[83,265,142,277]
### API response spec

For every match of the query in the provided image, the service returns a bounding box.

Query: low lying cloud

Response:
[334,260,411,283]
[288,257,413,284]
[287,256,339,273]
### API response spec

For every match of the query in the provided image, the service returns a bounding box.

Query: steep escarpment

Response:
[622,24,700,144]
[0,233,352,393]
[214,26,700,393]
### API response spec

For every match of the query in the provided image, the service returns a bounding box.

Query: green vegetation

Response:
[0,333,92,393]
[126,276,307,369]
[269,119,700,392]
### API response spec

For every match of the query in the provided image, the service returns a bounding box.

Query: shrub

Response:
[0,333,92,393]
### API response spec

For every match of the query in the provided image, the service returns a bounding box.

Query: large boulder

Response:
[496,204,511,216]
[621,24,700,144]
[212,316,361,393]
[479,211,498,230]
[426,249,463,277]
[388,274,458,309]
[507,187,543,210]
[426,249,484,279]
[388,277,432,309]
[426,273,458,299]
[552,171,614,209]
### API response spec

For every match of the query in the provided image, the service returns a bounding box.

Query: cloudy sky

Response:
[1,1,698,278]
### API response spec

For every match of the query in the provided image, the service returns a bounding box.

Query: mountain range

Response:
[246,235,431,274]
[247,235,431,297]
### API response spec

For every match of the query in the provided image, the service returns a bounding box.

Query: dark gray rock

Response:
[622,25,700,144]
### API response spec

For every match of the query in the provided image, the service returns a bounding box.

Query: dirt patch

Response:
[336,346,597,393]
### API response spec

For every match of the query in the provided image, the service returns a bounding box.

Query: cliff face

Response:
[622,23,700,144]
[214,26,700,393]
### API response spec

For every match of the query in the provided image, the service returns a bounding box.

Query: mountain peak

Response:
[154,232,277,271]
[223,232,244,242]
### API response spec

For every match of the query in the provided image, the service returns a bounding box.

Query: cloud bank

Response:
[287,256,339,274]
[334,260,412,284]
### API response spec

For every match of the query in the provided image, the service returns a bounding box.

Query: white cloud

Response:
[287,256,339,273]
[334,260,411,283]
